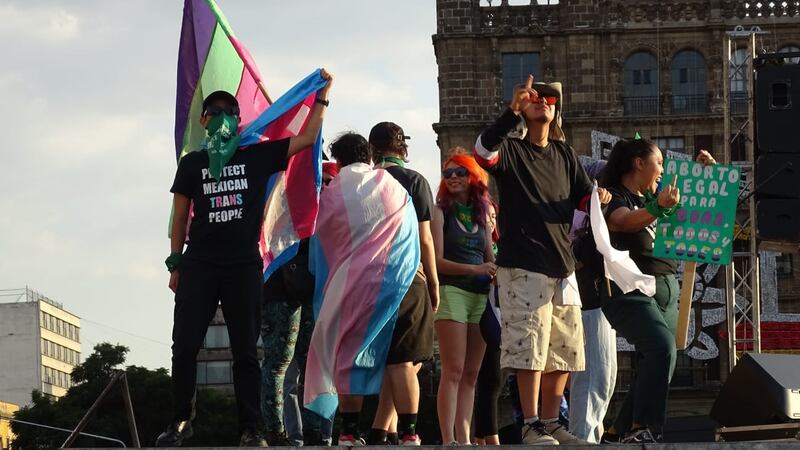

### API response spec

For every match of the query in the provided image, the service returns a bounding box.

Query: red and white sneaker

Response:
[400,434,422,446]
[337,434,365,446]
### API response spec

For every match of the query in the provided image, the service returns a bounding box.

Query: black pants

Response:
[474,343,502,438]
[171,260,263,432]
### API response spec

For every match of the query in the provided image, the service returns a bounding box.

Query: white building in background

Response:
[0,288,81,406]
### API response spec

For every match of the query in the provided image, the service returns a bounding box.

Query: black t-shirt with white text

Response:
[605,186,677,276]
[385,165,433,223]
[170,139,289,265]
[481,138,592,278]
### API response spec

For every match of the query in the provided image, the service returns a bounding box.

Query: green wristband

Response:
[644,196,677,218]
[165,252,182,272]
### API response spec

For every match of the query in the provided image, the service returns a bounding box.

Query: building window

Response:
[655,136,686,154]
[730,48,749,114]
[671,50,708,114]
[623,51,659,116]
[779,45,800,65]
[205,361,233,384]
[502,52,541,102]
[204,325,230,349]
[197,362,208,384]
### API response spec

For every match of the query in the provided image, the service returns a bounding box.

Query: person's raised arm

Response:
[607,176,680,233]
[474,75,537,169]
[287,69,334,158]
[168,193,191,292]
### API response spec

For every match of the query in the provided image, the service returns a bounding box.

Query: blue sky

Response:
[0,1,441,370]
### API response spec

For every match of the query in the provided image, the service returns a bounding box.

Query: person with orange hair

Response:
[431,148,496,445]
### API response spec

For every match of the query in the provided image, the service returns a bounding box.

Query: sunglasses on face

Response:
[204,104,240,117]
[442,167,468,178]
[532,95,558,106]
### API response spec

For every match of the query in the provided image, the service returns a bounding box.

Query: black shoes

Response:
[155,420,269,447]
[240,428,268,447]
[621,427,658,444]
[266,430,293,446]
[155,420,193,447]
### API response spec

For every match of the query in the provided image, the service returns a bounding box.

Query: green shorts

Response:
[435,285,487,324]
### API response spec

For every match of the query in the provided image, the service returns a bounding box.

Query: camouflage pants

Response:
[260,300,314,433]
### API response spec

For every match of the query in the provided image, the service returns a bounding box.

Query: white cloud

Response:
[0,4,80,44]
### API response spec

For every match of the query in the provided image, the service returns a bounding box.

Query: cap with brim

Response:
[369,121,410,152]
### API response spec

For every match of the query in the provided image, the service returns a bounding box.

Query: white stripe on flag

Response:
[286,104,311,136]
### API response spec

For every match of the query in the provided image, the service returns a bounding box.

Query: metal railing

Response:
[730,91,748,114]
[623,96,659,116]
[672,94,708,114]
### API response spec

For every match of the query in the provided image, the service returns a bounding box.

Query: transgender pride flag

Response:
[304,164,421,420]
[175,0,326,279]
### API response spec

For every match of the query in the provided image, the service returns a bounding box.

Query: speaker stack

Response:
[710,352,800,441]
[754,52,800,246]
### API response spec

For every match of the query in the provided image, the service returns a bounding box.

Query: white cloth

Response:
[589,183,656,296]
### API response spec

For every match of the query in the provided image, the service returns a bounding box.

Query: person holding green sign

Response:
[598,139,715,444]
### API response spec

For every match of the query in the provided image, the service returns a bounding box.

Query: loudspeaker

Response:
[756,200,800,242]
[755,154,800,198]
[756,61,800,153]
[710,353,800,427]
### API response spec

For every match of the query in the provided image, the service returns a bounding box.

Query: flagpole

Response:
[675,261,697,350]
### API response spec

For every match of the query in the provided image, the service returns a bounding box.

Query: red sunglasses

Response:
[532,95,558,106]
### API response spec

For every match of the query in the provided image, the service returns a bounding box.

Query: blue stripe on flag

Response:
[348,198,421,395]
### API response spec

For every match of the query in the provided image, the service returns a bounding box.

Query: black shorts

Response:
[386,274,434,365]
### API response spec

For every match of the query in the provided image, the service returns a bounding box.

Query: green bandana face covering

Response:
[206,113,240,181]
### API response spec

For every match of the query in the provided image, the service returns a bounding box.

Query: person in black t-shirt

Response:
[156,70,333,447]
[473,75,611,446]
[598,139,715,444]
[366,121,439,446]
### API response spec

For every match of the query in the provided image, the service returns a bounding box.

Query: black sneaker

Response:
[240,428,268,447]
[266,430,293,446]
[304,430,325,446]
[600,431,620,444]
[155,420,193,447]
[621,427,657,444]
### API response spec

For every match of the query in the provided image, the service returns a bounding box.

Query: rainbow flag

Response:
[175,0,325,279]
[304,164,421,420]
[175,0,272,160]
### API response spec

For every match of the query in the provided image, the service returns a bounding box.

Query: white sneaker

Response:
[544,421,588,445]
[399,434,422,445]
[521,422,559,446]
[337,434,365,446]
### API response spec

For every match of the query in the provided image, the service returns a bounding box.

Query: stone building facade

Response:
[433,0,800,162]
[432,0,800,402]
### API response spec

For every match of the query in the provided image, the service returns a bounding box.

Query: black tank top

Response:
[439,211,490,294]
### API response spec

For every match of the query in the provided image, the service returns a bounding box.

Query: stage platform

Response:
[76,443,800,450]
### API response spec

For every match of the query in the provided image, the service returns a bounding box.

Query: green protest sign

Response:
[653,160,741,265]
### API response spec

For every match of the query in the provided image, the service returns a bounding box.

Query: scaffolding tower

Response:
[722,26,764,372]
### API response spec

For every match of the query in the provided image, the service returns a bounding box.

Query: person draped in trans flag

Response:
[303,132,421,447]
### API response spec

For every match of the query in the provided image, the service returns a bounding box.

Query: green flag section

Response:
[653,160,741,265]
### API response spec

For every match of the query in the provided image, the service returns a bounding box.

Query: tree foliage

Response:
[11,342,238,448]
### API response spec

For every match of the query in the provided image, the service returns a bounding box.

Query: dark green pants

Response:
[602,274,678,434]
